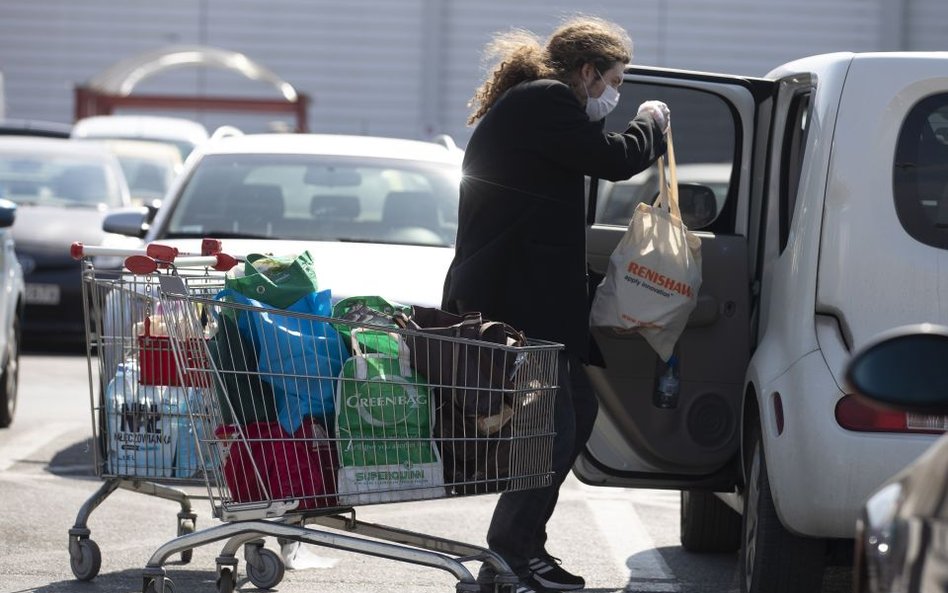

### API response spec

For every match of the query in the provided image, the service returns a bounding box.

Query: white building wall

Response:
[0,0,946,148]
[907,0,948,51]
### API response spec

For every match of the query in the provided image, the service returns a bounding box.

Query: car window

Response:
[164,153,460,246]
[779,90,811,253]
[117,157,175,200]
[0,153,124,208]
[597,83,736,231]
[893,93,948,249]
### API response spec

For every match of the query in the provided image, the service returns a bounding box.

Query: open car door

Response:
[576,66,775,491]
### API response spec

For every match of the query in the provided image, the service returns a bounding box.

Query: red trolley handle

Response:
[124,252,240,275]
[70,238,224,261]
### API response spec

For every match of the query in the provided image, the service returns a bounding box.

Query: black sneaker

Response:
[528,555,585,591]
[478,566,549,593]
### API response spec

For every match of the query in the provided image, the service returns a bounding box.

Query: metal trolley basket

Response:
[69,241,561,593]
[144,259,561,593]
[68,241,240,583]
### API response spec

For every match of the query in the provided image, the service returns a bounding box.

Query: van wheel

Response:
[0,314,20,428]
[680,490,741,552]
[741,426,826,593]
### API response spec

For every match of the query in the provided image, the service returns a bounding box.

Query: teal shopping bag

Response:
[215,288,346,435]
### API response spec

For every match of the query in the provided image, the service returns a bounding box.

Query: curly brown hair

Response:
[467,15,632,125]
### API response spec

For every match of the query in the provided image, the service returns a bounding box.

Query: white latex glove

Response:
[637,100,670,133]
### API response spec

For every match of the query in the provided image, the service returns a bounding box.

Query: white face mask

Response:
[584,70,620,121]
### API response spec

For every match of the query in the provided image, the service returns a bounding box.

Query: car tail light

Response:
[835,394,947,434]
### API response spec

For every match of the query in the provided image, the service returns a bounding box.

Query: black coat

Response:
[442,78,666,359]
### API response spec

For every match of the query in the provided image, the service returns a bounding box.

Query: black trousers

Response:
[482,350,599,576]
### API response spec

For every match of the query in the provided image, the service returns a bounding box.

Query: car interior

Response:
[167,157,460,246]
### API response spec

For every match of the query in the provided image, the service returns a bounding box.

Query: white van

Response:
[71,115,208,161]
[578,52,948,593]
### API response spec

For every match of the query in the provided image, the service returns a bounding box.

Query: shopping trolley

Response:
[139,264,562,593]
[67,240,239,582]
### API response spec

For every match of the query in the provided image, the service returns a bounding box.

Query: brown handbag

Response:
[393,306,532,494]
[392,306,527,417]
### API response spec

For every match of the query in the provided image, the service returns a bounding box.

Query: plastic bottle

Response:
[654,355,680,409]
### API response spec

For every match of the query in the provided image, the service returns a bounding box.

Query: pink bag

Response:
[216,420,337,509]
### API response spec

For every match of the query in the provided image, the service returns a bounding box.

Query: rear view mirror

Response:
[845,324,948,413]
[304,166,362,187]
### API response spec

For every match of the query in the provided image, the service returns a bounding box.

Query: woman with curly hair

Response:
[442,15,670,593]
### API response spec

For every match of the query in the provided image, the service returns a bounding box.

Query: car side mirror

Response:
[845,324,948,414]
[145,198,162,219]
[103,207,150,238]
[650,183,719,229]
[677,183,719,229]
[0,199,16,228]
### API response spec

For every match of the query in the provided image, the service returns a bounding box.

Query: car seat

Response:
[382,191,440,230]
[230,183,284,235]
[311,194,360,221]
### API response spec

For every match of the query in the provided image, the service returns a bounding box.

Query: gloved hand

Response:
[637,100,670,134]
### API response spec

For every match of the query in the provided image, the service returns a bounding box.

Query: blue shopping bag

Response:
[215,288,346,435]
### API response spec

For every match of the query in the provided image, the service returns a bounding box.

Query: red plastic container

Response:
[138,317,210,387]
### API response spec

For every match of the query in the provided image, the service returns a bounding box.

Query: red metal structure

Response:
[73,45,309,132]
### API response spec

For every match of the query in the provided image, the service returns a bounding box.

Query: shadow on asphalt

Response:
[47,437,98,479]
[30,565,225,593]
[23,337,87,356]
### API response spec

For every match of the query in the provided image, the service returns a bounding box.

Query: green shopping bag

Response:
[224,251,319,310]
[334,329,444,504]
[206,312,277,426]
[331,295,412,357]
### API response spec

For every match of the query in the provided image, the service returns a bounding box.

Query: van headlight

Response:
[860,482,908,593]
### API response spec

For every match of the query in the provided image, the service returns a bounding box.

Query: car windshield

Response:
[0,152,124,208]
[163,153,461,246]
[116,155,176,201]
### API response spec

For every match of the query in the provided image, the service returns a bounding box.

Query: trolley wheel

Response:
[247,548,285,589]
[177,518,195,563]
[216,567,236,593]
[144,576,175,593]
[70,538,101,581]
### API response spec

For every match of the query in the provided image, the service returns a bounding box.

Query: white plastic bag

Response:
[104,360,179,477]
[590,128,702,361]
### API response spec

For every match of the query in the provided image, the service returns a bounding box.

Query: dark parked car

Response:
[0,137,131,342]
[847,324,948,593]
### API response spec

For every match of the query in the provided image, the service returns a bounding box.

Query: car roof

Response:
[609,162,731,186]
[675,163,731,182]
[83,138,183,163]
[72,115,209,143]
[0,136,119,158]
[199,133,463,165]
[0,119,73,138]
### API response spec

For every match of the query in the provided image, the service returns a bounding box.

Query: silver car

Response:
[0,199,23,427]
